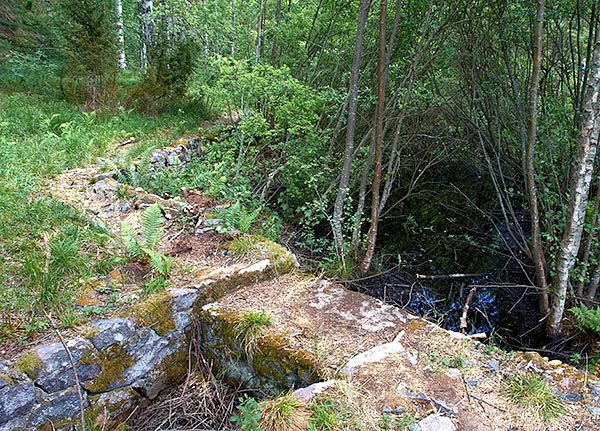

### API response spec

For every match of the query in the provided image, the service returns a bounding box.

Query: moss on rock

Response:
[131,292,176,336]
[82,344,135,393]
[16,349,43,379]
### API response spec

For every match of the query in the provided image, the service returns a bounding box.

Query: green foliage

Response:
[569,305,600,336]
[230,394,261,431]
[232,309,272,357]
[503,373,566,422]
[120,203,172,278]
[215,202,261,234]
[132,35,197,113]
[55,0,118,105]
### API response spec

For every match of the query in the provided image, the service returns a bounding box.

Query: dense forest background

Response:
[2,0,600,364]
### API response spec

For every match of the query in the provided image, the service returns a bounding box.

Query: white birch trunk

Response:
[116,0,127,69]
[140,0,153,72]
[547,39,600,337]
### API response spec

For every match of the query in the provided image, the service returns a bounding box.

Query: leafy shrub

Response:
[131,37,196,113]
[230,395,261,431]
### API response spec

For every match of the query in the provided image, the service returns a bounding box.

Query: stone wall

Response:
[0,244,298,431]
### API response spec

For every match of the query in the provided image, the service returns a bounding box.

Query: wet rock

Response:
[409,414,456,431]
[0,384,35,425]
[89,318,135,350]
[30,386,89,427]
[483,360,499,373]
[31,338,100,394]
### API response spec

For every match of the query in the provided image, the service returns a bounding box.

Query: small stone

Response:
[120,202,130,212]
[409,414,456,431]
[293,380,337,402]
[195,227,213,235]
[547,359,562,366]
[558,392,583,403]
[461,359,477,367]
[483,360,499,373]
[592,407,600,415]
[466,379,478,387]
[382,405,406,415]
[445,368,460,379]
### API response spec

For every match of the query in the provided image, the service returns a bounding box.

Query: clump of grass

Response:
[503,372,566,422]
[232,309,272,357]
[228,235,257,255]
[260,391,310,431]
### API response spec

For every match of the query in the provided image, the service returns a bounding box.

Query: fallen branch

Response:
[460,286,477,334]
[417,273,483,280]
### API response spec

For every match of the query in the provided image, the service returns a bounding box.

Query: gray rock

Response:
[0,378,8,390]
[409,415,456,431]
[93,179,118,198]
[89,318,135,350]
[554,390,583,403]
[466,378,479,387]
[461,359,477,367]
[445,368,460,379]
[589,382,600,397]
[592,407,600,415]
[382,405,406,415]
[33,338,100,393]
[0,384,35,425]
[30,386,89,427]
[92,171,117,182]
[483,360,499,373]
[169,288,199,312]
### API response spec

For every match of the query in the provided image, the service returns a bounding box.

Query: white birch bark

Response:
[547,39,600,337]
[116,0,127,69]
[140,0,153,72]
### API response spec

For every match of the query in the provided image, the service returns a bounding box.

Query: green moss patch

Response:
[16,349,43,379]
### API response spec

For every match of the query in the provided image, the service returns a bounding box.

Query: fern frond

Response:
[142,203,163,249]
[145,248,173,278]
[121,222,142,257]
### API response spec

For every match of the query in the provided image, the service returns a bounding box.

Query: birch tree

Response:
[547,37,600,337]
[116,0,126,69]
[140,0,153,71]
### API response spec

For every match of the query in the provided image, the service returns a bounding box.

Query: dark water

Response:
[358,174,548,350]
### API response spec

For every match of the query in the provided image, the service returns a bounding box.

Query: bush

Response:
[131,36,196,113]
[56,0,118,106]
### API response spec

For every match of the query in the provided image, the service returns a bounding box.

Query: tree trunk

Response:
[271,0,282,65]
[116,0,126,69]
[255,0,265,66]
[360,0,387,275]
[547,38,600,338]
[524,0,550,314]
[140,0,153,72]
[331,0,370,263]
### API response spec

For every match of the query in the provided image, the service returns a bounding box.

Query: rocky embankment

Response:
[1,137,598,430]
